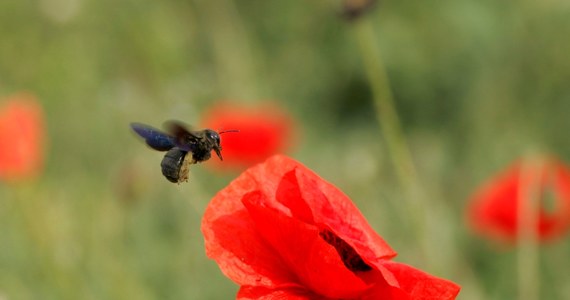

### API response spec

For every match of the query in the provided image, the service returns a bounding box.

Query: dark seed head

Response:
[341,0,378,22]
[320,229,372,272]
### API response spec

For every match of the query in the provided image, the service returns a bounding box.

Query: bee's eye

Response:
[210,133,220,142]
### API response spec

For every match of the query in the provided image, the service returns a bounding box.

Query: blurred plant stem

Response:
[353,18,417,188]
[193,0,263,101]
[353,15,448,281]
[517,157,541,300]
[352,17,430,255]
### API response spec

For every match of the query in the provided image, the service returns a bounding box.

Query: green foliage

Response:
[1,0,570,299]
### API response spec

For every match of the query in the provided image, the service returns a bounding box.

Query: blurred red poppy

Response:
[467,158,570,243]
[0,93,46,181]
[202,155,460,299]
[201,102,295,170]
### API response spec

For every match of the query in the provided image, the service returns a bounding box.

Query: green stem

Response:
[353,18,417,188]
[353,17,432,265]
[517,158,540,300]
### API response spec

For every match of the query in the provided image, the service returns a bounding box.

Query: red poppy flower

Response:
[202,155,460,299]
[201,102,295,170]
[467,158,570,243]
[0,93,46,181]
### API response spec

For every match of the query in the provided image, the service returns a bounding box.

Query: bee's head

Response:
[203,129,223,160]
[205,128,239,161]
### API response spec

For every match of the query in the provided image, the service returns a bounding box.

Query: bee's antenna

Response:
[219,129,240,135]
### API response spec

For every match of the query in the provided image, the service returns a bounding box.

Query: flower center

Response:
[319,229,372,272]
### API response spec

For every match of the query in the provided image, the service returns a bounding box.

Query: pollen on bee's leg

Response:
[319,229,372,272]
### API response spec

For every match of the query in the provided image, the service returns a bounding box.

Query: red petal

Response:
[237,286,320,300]
[467,164,520,241]
[377,261,461,300]
[274,169,316,222]
[262,156,397,265]
[253,155,397,261]
[290,166,397,261]
[242,191,371,299]
[467,159,570,242]
[0,93,45,181]
[202,189,296,287]
[201,102,295,169]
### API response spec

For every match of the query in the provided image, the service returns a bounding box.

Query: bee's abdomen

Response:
[161,148,187,183]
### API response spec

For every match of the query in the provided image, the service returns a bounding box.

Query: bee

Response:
[130,121,238,183]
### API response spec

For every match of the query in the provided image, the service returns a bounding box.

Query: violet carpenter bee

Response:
[130,121,238,183]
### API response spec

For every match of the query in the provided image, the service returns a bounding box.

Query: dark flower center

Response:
[319,229,372,272]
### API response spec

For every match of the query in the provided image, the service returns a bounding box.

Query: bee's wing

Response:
[130,122,176,151]
[164,120,200,152]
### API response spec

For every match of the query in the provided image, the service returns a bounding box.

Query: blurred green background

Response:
[1,0,570,299]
